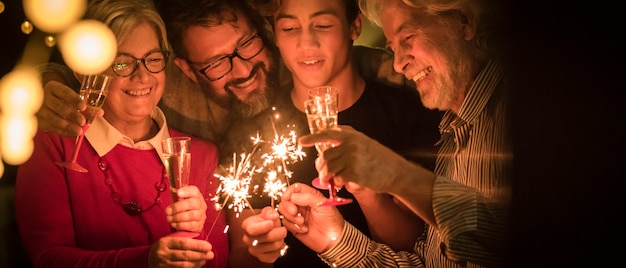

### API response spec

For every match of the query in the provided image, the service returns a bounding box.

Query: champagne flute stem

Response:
[70,124,90,162]
[70,134,85,162]
[327,179,336,199]
[171,191,179,202]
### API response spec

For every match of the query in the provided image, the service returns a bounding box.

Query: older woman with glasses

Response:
[14,0,228,267]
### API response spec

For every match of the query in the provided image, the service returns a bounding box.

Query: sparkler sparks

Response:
[207,108,306,240]
[205,107,306,241]
[214,150,259,218]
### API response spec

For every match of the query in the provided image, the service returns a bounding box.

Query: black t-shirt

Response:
[218,80,442,267]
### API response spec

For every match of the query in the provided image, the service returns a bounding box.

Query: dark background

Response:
[1,0,624,267]
[506,1,623,267]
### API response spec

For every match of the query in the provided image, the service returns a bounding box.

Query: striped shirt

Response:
[319,59,512,267]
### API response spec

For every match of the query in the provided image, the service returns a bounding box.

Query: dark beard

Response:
[225,59,279,119]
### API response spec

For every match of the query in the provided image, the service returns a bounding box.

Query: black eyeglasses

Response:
[192,33,264,81]
[112,50,170,77]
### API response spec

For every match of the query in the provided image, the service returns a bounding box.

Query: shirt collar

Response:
[86,107,170,157]
[440,59,504,131]
[456,59,504,123]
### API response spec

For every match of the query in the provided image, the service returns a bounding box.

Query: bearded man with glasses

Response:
[187,33,263,82]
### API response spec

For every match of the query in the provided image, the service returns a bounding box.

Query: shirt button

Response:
[98,160,107,170]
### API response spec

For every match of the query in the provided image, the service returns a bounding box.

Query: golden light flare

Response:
[59,19,117,74]
[23,0,86,33]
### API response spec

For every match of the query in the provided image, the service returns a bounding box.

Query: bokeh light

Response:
[59,19,117,74]
[0,67,42,166]
[21,20,33,34]
[45,35,56,47]
[0,116,36,165]
[0,67,44,115]
[23,0,86,33]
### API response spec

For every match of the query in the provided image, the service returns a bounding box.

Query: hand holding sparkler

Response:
[241,206,288,263]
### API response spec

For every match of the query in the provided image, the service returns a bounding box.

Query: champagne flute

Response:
[305,86,353,206]
[56,73,112,173]
[162,136,197,238]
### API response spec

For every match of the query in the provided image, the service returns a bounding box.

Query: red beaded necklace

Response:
[99,161,167,216]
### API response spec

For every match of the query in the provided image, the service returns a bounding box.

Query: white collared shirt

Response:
[85,107,170,158]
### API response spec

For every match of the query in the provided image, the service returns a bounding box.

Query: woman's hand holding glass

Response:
[162,136,203,237]
[55,73,111,172]
[38,80,101,137]
[165,185,208,234]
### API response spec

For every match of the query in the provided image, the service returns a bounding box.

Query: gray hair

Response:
[358,0,504,57]
[85,0,170,52]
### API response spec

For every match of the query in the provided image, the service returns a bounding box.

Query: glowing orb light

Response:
[0,67,42,166]
[0,67,43,115]
[21,20,33,34]
[59,19,117,74]
[23,0,86,33]
[0,116,36,165]
[45,35,56,47]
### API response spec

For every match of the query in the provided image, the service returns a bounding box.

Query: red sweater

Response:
[15,128,229,268]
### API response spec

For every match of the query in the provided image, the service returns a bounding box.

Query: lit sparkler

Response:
[206,108,305,239]
[214,149,261,218]
[256,109,305,205]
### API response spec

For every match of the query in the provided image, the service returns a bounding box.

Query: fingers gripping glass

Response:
[56,74,112,173]
[112,50,170,77]
[194,33,264,81]
[161,137,198,238]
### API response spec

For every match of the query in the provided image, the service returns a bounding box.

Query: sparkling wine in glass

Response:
[162,136,198,237]
[162,136,192,198]
[305,86,353,206]
[55,73,112,173]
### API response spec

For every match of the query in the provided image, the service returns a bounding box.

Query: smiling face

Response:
[273,0,360,90]
[174,10,276,119]
[102,22,165,125]
[381,0,478,112]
